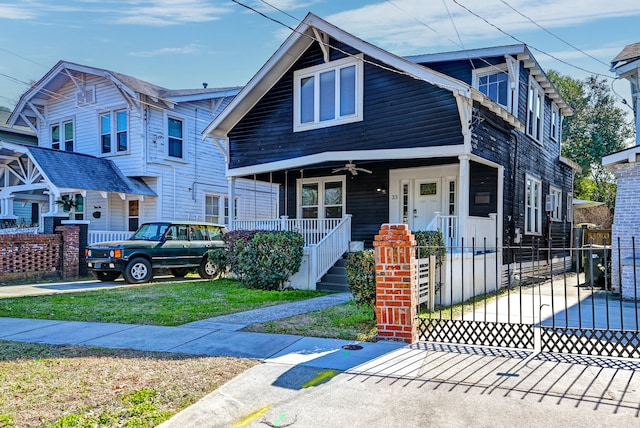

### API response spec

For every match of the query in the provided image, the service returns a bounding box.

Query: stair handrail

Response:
[308,215,352,284]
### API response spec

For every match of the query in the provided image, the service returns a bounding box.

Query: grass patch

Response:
[244,301,378,342]
[0,279,323,326]
[0,340,257,428]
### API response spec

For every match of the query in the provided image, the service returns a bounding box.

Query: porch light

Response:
[376,187,386,195]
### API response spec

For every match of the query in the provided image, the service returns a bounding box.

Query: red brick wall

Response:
[0,226,79,282]
[373,224,418,343]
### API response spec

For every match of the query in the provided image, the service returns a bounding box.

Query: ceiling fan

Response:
[332,161,372,175]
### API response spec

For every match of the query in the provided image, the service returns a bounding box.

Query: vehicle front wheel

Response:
[170,267,190,278]
[92,271,120,282]
[123,258,153,284]
[198,257,217,279]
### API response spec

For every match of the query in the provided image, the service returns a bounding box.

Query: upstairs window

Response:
[551,104,561,142]
[293,55,363,132]
[51,120,74,151]
[168,117,184,158]
[527,78,544,143]
[473,65,511,110]
[525,174,542,235]
[100,110,128,154]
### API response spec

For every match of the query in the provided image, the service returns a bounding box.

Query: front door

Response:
[412,179,440,231]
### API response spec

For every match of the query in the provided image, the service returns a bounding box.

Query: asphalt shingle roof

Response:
[28,147,156,196]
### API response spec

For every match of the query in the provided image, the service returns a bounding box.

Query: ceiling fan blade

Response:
[357,168,372,174]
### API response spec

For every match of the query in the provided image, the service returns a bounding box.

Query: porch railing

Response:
[88,231,134,245]
[233,216,345,246]
[233,215,352,285]
[308,215,352,283]
[425,212,459,245]
[0,226,39,235]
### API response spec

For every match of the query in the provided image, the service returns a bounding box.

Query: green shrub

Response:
[207,248,229,278]
[414,230,446,267]
[234,230,304,290]
[223,230,258,280]
[346,250,376,318]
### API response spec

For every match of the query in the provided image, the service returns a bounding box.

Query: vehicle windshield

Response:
[130,223,169,241]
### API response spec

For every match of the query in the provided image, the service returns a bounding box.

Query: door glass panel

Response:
[402,183,409,224]
[420,182,437,196]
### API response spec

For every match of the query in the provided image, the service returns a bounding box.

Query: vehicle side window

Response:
[190,225,205,241]
[207,226,223,241]
[166,225,188,240]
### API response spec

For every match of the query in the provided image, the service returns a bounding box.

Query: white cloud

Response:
[129,43,204,57]
[323,0,640,54]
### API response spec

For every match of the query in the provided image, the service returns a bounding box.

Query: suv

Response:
[85,221,227,284]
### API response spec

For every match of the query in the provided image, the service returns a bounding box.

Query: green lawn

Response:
[0,279,323,326]
[245,301,378,342]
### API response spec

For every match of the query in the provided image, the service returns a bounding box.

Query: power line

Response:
[230,0,467,94]
[450,0,615,79]
[498,0,610,68]
[257,0,301,23]
[442,0,476,71]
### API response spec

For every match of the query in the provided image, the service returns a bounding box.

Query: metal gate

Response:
[415,239,640,358]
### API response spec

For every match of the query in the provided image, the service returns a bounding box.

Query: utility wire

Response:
[257,0,301,23]
[451,0,615,78]
[499,0,610,68]
[230,0,467,94]
[442,0,475,71]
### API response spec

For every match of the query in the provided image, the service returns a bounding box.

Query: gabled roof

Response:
[0,110,35,137]
[611,42,640,69]
[407,44,573,116]
[203,13,523,139]
[9,61,241,128]
[611,42,640,77]
[0,141,156,196]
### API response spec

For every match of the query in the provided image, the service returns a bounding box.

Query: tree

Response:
[547,70,633,210]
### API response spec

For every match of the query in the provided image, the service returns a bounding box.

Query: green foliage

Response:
[345,250,376,317]
[414,230,446,267]
[548,70,633,210]
[231,231,305,290]
[223,230,257,279]
[207,248,229,278]
[0,414,15,427]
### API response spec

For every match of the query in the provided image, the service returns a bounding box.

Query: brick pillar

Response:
[56,225,79,279]
[373,224,417,343]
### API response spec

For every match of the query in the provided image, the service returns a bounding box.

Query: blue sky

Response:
[1,0,639,111]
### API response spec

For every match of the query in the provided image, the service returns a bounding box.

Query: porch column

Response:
[228,176,236,230]
[374,224,418,343]
[458,154,470,246]
[0,196,16,219]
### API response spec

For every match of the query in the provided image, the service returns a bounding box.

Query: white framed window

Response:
[526,78,544,143]
[293,55,364,132]
[567,192,573,223]
[224,197,238,225]
[473,64,511,110]
[100,110,128,154]
[297,176,345,219]
[205,195,220,223]
[51,120,74,151]
[60,193,84,220]
[525,174,542,235]
[549,186,562,222]
[551,103,561,142]
[167,116,185,158]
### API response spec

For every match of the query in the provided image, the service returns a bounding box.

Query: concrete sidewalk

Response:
[2,280,640,426]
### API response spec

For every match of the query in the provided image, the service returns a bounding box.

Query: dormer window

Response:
[293,55,363,132]
[472,59,517,114]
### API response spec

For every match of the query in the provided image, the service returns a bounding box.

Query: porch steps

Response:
[316,258,349,293]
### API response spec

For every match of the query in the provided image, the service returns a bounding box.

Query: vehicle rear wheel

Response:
[170,267,190,278]
[92,271,120,282]
[123,258,153,284]
[198,257,217,279]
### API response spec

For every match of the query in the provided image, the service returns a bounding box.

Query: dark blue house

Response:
[203,14,577,290]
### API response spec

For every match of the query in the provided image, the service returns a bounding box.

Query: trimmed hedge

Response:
[346,250,376,318]
[210,230,304,290]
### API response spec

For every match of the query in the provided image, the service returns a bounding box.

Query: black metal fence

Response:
[415,237,640,358]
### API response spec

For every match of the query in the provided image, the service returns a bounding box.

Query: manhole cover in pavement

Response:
[342,344,363,351]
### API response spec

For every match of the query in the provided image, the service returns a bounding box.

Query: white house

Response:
[2,61,278,241]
